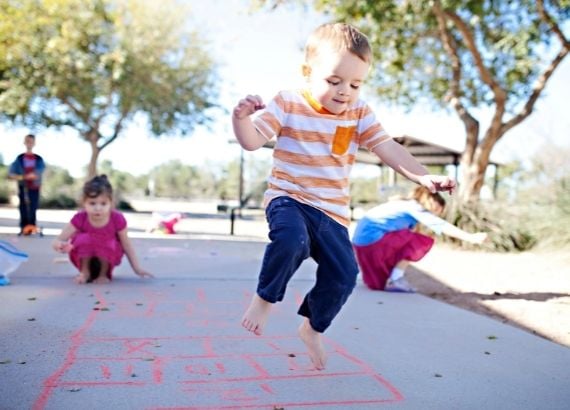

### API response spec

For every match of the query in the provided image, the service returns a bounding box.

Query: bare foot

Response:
[74,272,88,284]
[298,318,327,370]
[241,294,272,335]
[94,276,110,284]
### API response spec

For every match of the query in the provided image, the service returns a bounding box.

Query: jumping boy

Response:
[232,22,455,370]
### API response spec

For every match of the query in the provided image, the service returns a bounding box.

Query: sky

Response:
[1,0,569,178]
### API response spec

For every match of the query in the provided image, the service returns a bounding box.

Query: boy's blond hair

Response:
[304,22,372,64]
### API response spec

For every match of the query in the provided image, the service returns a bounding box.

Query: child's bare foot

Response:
[241,294,272,335]
[74,272,88,284]
[94,276,110,284]
[298,318,327,370]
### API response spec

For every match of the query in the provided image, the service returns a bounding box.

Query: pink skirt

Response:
[353,230,434,290]
[70,233,124,279]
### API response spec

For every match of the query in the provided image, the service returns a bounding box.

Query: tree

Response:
[257,0,569,204]
[0,0,219,178]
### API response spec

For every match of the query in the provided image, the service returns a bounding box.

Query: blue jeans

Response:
[18,187,40,228]
[257,196,359,333]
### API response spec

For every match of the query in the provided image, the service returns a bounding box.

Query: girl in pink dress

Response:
[52,175,153,284]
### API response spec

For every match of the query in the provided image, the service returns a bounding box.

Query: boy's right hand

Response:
[233,95,265,119]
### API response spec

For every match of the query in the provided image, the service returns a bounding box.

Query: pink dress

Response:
[354,230,434,290]
[69,210,127,279]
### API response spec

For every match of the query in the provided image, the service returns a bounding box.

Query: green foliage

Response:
[41,194,78,209]
[448,201,537,252]
[350,177,381,205]
[40,164,81,208]
[98,159,145,199]
[148,160,215,199]
[0,166,10,204]
[304,0,568,113]
[217,159,242,201]
[513,143,570,249]
[0,0,219,175]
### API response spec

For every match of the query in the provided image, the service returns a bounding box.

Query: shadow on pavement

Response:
[405,265,567,346]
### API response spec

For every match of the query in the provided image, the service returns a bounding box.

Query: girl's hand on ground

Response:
[134,268,154,279]
[74,273,88,284]
[232,95,265,119]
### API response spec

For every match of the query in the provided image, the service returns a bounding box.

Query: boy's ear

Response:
[301,64,311,78]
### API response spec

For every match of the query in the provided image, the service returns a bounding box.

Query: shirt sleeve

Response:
[408,207,447,235]
[253,92,286,141]
[70,212,86,231]
[357,103,392,151]
[113,211,127,232]
[35,155,46,174]
[8,156,23,175]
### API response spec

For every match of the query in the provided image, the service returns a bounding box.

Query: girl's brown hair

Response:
[82,175,113,200]
[408,186,446,213]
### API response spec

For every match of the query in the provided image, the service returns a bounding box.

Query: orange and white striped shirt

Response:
[254,90,392,226]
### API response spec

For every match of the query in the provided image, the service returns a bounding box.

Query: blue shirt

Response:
[352,200,446,246]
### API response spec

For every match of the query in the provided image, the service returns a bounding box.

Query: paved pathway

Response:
[0,209,569,409]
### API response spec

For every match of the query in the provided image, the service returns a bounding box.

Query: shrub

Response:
[41,194,78,209]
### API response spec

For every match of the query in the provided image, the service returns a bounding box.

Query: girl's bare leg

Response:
[94,260,110,284]
[298,318,327,370]
[241,293,272,335]
[75,258,89,284]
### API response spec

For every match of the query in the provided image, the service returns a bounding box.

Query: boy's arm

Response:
[232,94,268,151]
[8,157,23,180]
[372,140,456,193]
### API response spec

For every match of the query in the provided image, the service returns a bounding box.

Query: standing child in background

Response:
[8,134,46,235]
[352,186,487,293]
[52,175,153,284]
[232,22,456,370]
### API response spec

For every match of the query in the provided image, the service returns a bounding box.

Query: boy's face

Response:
[24,136,35,152]
[304,46,370,115]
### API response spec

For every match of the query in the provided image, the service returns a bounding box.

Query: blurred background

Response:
[1,0,569,251]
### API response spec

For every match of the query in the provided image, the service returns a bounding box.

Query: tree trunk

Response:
[459,156,486,204]
[459,134,497,204]
[86,133,100,179]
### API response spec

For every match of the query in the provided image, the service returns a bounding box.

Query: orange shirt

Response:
[254,90,392,226]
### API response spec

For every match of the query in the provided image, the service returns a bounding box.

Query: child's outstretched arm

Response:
[440,223,488,244]
[117,229,154,279]
[52,223,76,253]
[232,94,268,151]
[373,140,456,193]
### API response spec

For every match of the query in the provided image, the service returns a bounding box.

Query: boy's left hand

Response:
[419,174,456,194]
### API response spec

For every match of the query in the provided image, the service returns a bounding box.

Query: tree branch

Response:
[502,47,568,134]
[442,9,506,103]
[62,97,98,132]
[99,112,127,151]
[441,4,509,157]
[537,0,570,49]
[501,0,569,135]
[432,1,479,160]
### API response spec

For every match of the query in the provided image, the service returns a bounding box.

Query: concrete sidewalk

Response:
[0,209,569,409]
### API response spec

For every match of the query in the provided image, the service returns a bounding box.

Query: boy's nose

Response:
[338,86,350,96]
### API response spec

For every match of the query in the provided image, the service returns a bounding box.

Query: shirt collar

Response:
[301,90,333,115]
